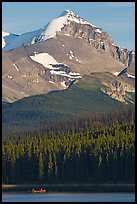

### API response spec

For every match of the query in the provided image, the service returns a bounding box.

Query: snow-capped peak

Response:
[37,9,97,42]
[2,9,98,51]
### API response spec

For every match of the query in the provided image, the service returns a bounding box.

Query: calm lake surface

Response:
[2,192,135,202]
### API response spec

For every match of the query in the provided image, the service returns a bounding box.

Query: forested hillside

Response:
[2,73,135,136]
[2,118,135,184]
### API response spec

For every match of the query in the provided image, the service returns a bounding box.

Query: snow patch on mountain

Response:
[50,70,81,79]
[67,51,81,63]
[64,34,70,36]
[113,72,121,76]
[30,52,60,69]
[13,64,19,72]
[95,29,102,34]
[7,75,13,79]
[113,70,135,79]
[49,80,54,84]
[30,52,81,84]
[126,73,135,79]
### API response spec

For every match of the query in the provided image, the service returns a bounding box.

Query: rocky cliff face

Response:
[60,21,135,67]
[101,80,135,103]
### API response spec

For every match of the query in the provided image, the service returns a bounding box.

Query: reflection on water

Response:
[2,192,135,202]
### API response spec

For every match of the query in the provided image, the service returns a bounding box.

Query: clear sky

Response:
[2,2,135,50]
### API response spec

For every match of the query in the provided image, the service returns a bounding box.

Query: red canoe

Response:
[32,188,47,193]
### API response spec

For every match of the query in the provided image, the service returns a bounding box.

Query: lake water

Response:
[2,192,135,202]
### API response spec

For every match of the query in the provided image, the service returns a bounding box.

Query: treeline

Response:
[2,101,135,138]
[26,104,135,138]
[2,122,135,184]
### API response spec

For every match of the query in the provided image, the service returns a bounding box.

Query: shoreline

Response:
[2,183,135,193]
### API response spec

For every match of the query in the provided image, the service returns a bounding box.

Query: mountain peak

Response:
[59,9,96,27]
[36,9,97,43]
[65,9,73,13]
[60,9,75,16]
[2,9,98,51]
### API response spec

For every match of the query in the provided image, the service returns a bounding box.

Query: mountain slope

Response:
[2,34,126,102]
[2,31,19,49]
[3,29,43,52]
[2,73,135,136]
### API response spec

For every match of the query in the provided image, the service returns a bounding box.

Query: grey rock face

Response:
[60,21,135,67]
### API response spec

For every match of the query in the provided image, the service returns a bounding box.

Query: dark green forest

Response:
[2,108,135,184]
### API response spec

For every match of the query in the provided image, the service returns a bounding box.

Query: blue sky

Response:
[2,2,135,50]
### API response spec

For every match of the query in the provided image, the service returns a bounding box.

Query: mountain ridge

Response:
[2,9,135,103]
[2,31,19,48]
[2,9,99,51]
